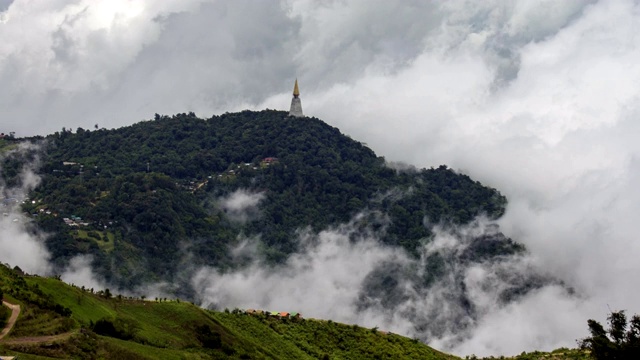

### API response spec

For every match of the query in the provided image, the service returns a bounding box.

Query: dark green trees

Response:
[0,305,8,328]
[0,288,6,328]
[580,310,640,359]
[14,110,514,289]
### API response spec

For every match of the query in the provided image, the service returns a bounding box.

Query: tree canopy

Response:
[4,110,518,292]
[580,310,640,359]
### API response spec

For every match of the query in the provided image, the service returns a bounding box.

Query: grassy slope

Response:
[0,272,460,359]
[500,348,590,360]
[209,312,459,360]
[0,267,74,338]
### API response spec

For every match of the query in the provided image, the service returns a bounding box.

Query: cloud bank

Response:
[193,216,572,356]
[2,0,640,356]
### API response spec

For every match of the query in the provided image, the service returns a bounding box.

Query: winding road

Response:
[0,331,76,345]
[0,300,20,340]
[0,301,77,345]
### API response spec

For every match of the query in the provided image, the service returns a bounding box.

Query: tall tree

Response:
[580,310,640,359]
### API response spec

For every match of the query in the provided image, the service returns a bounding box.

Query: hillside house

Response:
[261,157,279,167]
[290,312,302,319]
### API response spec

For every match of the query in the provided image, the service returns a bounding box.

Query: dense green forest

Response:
[2,110,518,292]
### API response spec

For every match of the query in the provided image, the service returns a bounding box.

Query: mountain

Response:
[0,264,460,359]
[1,110,545,346]
[3,110,516,287]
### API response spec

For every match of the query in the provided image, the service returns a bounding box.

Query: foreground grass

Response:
[469,347,590,360]
[2,269,459,359]
[209,311,459,360]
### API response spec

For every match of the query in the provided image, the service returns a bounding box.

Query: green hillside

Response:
[0,264,459,359]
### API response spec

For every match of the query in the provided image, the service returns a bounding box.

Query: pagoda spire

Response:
[289,79,304,117]
[293,78,300,97]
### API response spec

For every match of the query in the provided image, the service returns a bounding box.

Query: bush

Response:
[0,304,10,328]
[92,317,139,340]
[195,324,222,349]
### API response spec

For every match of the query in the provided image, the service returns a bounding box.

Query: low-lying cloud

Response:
[0,142,50,274]
[217,189,265,223]
[0,213,50,275]
[192,215,574,356]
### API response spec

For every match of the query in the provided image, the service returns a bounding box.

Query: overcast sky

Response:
[2,0,640,356]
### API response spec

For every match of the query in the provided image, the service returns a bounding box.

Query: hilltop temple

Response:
[288,79,304,117]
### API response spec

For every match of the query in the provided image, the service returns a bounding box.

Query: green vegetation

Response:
[0,302,9,328]
[3,110,517,292]
[210,312,458,360]
[0,136,18,154]
[0,264,460,359]
[469,347,590,359]
[579,310,640,359]
[0,265,73,337]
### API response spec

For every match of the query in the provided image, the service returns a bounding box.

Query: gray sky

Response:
[2,0,640,356]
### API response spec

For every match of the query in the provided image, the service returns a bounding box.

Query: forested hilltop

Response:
[3,110,520,292]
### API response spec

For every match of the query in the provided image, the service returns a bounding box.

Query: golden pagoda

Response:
[288,79,304,117]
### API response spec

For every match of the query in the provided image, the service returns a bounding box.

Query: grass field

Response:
[70,229,115,253]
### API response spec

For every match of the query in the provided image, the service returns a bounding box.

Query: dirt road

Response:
[0,330,76,345]
[0,300,20,340]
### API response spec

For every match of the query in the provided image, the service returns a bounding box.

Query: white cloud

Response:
[193,216,575,357]
[193,221,406,320]
[0,214,50,275]
[0,143,50,275]
[217,189,265,223]
[60,255,104,289]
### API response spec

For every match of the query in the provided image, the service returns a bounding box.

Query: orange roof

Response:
[279,312,289,317]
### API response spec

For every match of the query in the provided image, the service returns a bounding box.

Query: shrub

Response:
[0,304,10,328]
[195,324,222,349]
[92,317,139,340]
